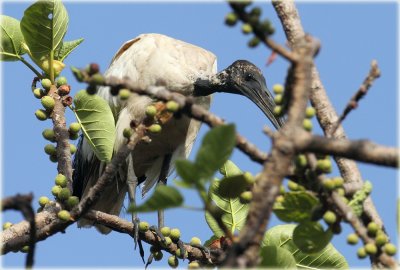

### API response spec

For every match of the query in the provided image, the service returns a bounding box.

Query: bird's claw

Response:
[132,216,140,249]
[149,225,166,243]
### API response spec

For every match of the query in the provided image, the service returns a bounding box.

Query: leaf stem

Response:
[19,57,42,78]
[181,205,204,211]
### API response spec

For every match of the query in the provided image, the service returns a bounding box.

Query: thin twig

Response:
[330,60,381,136]
[2,193,36,269]
[229,2,297,62]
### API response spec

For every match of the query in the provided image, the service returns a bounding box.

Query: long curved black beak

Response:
[194,71,284,129]
[237,79,284,129]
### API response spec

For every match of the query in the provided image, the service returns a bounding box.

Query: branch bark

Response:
[292,130,399,168]
[84,210,220,265]
[48,85,73,191]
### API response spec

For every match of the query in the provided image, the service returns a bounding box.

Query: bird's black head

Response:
[194,60,284,129]
[216,60,266,93]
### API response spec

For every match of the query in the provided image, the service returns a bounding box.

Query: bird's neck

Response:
[193,71,230,97]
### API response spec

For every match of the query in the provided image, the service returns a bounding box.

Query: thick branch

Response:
[84,210,220,265]
[48,85,73,191]
[293,131,399,168]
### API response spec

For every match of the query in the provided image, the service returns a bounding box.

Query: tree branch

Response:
[2,193,36,269]
[84,210,220,265]
[48,84,74,191]
[330,60,381,135]
[292,130,399,168]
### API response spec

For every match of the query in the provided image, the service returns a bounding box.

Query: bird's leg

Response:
[126,155,140,249]
[157,154,172,229]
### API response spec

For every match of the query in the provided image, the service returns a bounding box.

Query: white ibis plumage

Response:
[73,33,283,234]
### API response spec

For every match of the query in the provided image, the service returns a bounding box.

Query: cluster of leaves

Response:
[1,0,92,229]
[1,0,83,82]
[125,121,349,268]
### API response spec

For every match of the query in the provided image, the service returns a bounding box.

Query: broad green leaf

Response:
[55,38,83,61]
[128,185,183,213]
[205,180,249,237]
[73,90,115,162]
[0,15,27,61]
[219,160,242,177]
[175,159,201,184]
[260,246,297,269]
[217,174,249,198]
[21,0,68,61]
[273,191,320,223]
[263,225,348,269]
[195,124,236,180]
[293,222,333,254]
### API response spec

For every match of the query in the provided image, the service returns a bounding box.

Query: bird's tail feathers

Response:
[73,136,127,234]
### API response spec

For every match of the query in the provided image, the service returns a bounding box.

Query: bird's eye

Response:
[244,73,254,81]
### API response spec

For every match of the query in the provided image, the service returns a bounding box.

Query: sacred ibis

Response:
[73,33,283,234]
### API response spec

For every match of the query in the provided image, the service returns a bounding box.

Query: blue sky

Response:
[1,1,398,268]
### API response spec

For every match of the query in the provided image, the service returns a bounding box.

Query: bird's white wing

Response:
[74,34,217,231]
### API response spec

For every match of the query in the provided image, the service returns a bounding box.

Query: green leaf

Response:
[175,159,201,185]
[54,38,83,61]
[21,0,68,61]
[219,160,242,177]
[293,222,333,254]
[259,246,297,269]
[205,180,249,237]
[273,191,320,223]
[128,185,183,213]
[263,225,348,269]
[195,124,236,180]
[173,179,192,189]
[73,90,115,162]
[217,174,249,198]
[0,15,27,61]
